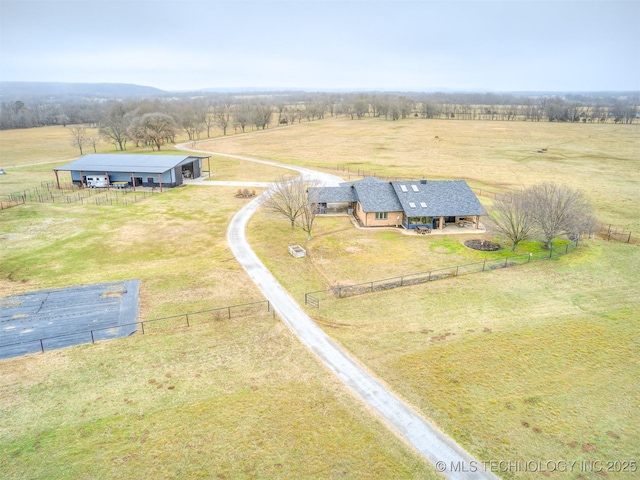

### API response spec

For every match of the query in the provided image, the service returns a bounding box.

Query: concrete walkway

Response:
[176,143,497,480]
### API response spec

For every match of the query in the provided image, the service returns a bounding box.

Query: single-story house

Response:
[308,176,487,230]
[53,154,210,191]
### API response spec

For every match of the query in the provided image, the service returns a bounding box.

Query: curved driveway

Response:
[177,144,497,480]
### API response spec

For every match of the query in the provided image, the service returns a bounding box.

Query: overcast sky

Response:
[1,0,638,92]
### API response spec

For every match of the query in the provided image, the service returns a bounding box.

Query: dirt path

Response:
[176,143,497,480]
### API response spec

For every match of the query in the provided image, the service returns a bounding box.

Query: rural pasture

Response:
[0,126,437,478]
[1,117,639,478]
[206,117,640,231]
[202,117,639,477]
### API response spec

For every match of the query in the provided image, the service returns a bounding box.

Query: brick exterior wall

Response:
[355,202,403,227]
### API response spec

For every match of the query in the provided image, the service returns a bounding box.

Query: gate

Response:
[305,293,319,308]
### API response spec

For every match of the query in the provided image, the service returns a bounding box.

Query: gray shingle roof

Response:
[353,180,402,212]
[54,154,206,174]
[307,186,356,203]
[391,180,487,216]
[310,177,487,217]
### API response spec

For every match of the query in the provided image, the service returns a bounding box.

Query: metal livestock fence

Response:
[0,300,273,360]
[305,241,578,307]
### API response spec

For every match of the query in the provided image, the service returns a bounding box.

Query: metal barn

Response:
[53,154,210,191]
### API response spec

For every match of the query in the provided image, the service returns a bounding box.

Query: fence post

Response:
[141,322,145,335]
[628,232,632,243]
[40,339,44,353]
[549,247,553,258]
[504,258,508,268]
[455,266,459,276]
[91,331,95,344]
[482,259,486,271]
[186,314,190,327]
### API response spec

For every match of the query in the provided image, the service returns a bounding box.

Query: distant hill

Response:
[0,81,168,101]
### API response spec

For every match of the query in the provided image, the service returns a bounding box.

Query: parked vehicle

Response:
[86,175,108,188]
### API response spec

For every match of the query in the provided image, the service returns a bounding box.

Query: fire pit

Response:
[464,239,502,251]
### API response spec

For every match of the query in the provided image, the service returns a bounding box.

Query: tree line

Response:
[1,91,637,136]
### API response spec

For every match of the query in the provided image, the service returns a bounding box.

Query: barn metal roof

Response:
[54,154,207,174]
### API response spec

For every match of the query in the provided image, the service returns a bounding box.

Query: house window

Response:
[409,216,432,225]
[375,212,388,220]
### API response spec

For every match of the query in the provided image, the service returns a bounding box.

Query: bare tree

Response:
[233,103,251,133]
[354,99,369,119]
[126,115,145,147]
[252,103,273,130]
[215,103,231,135]
[140,112,177,151]
[87,132,101,153]
[99,102,130,150]
[69,126,88,155]
[492,190,537,251]
[263,175,310,230]
[296,181,321,239]
[528,182,594,249]
[178,104,200,140]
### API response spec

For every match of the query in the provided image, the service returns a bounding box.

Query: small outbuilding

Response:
[53,154,210,191]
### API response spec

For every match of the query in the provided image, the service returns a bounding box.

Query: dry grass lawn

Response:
[1,312,434,479]
[2,117,638,479]
[248,210,640,479]
[0,126,437,478]
[233,117,639,478]
[198,117,640,230]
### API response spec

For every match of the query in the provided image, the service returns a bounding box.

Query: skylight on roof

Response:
[400,185,408,192]
[420,202,427,208]
[411,185,419,192]
[409,202,416,208]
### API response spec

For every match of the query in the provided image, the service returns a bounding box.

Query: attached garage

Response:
[53,154,210,191]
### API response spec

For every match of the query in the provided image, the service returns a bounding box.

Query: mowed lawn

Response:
[0,129,437,479]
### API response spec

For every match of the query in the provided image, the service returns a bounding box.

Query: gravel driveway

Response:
[177,144,497,479]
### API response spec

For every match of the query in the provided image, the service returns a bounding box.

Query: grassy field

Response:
[0,127,437,478]
[1,311,434,479]
[214,117,639,478]
[2,118,638,479]
[248,211,640,478]
[0,125,288,197]
[200,117,640,230]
